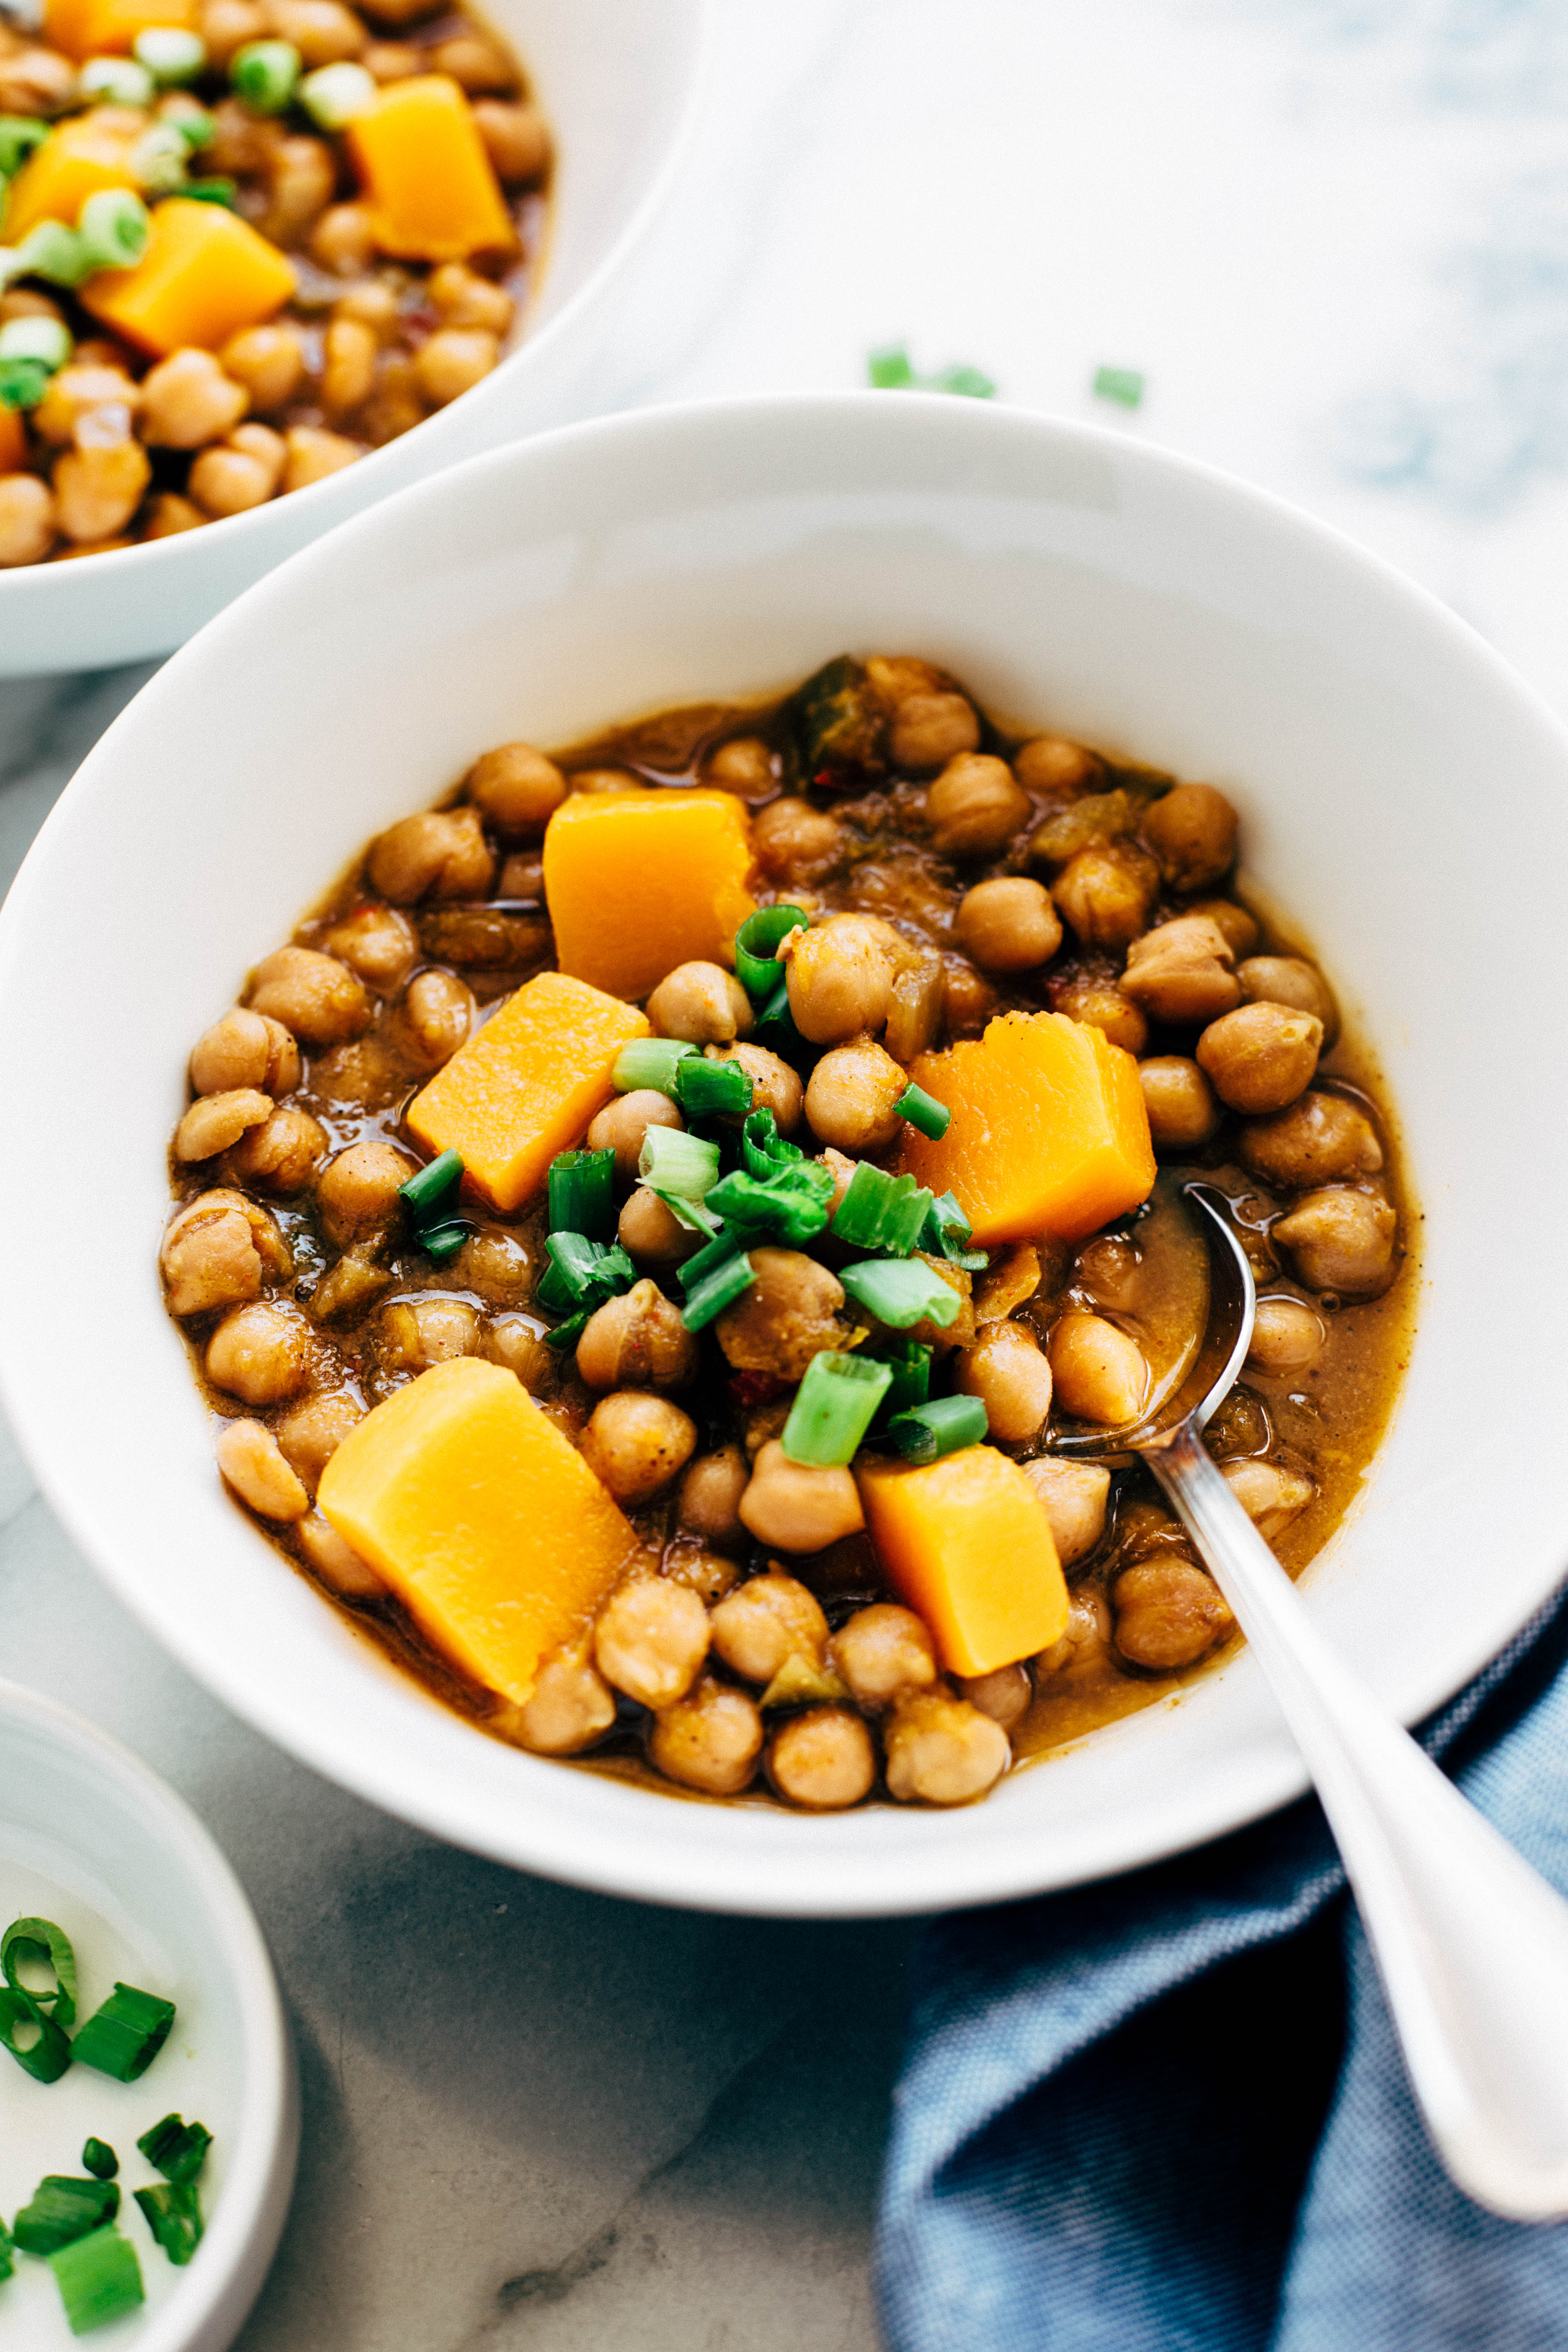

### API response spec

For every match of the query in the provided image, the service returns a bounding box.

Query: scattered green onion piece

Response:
[927,363,996,399]
[231,38,301,111]
[829,1163,932,1257]
[3,1915,78,2027]
[867,343,994,398]
[171,106,217,150]
[539,1232,636,1311]
[680,1249,755,1332]
[81,2140,118,2183]
[839,1258,961,1330]
[752,972,799,1044]
[547,1146,616,1240]
[0,118,49,177]
[868,344,917,389]
[134,25,207,80]
[51,2224,144,2332]
[70,1983,175,2083]
[674,1055,753,1121]
[886,1393,989,1463]
[893,1082,950,1142]
[612,1036,696,1096]
[644,1181,722,1238]
[398,1147,463,1223]
[137,2114,211,2185]
[129,122,190,196]
[918,1189,987,1272]
[134,2182,202,2267]
[780,1352,893,1467]
[542,1309,588,1352]
[0,314,70,370]
[13,2178,119,2256]
[637,1123,719,1201]
[704,1160,832,1247]
[0,2213,13,2282]
[9,219,92,287]
[77,55,154,107]
[676,1225,737,1296]
[298,59,376,127]
[0,1988,71,2082]
[419,1221,467,1265]
[181,176,238,205]
[0,354,49,407]
[733,902,808,1002]
[1093,365,1145,410]
[740,1107,802,1178]
[873,1339,932,1418]
[77,189,150,273]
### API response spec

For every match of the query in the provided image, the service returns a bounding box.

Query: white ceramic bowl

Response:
[0,0,713,678]
[1,392,1566,1918]
[0,1679,296,2350]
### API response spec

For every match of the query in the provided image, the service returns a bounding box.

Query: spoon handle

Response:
[1150,1420,1568,2221]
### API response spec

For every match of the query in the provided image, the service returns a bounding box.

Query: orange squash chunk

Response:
[44,0,193,58]
[858,1445,1068,1677]
[0,408,27,475]
[899,1011,1156,1245]
[407,968,649,1212]
[2,116,138,245]
[82,199,296,357]
[542,790,757,1002]
[318,1357,637,1706]
[347,76,512,263]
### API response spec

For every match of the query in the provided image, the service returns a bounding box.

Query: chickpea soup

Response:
[158,654,1414,1813]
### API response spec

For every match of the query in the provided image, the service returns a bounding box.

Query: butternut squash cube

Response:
[0,408,28,475]
[899,1011,1156,1245]
[1,116,138,245]
[407,967,649,1212]
[44,0,193,58]
[347,76,512,264]
[318,1357,637,1706]
[542,790,757,1002]
[82,199,296,358]
[858,1445,1068,1677]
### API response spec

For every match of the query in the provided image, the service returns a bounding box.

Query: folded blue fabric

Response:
[876,1583,1568,2351]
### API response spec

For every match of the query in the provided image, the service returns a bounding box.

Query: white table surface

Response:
[3,2,1563,2342]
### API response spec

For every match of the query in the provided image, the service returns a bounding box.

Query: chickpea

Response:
[716,1247,846,1381]
[0,475,57,568]
[576,1278,697,1392]
[1120,914,1241,1027]
[219,323,306,414]
[320,904,416,992]
[430,30,514,89]
[584,1089,682,1188]
[1196,1003,1322,1115]
[1020,1457,1110,1566]
[710,1573,829,1683]
[580,1391,697,1503]
[274,1388,363,1488]
[678,1444,749,1547]
[1013,735,1099,792]
[143,493,205,541]
[498,851,544,899]
[890,691,980,772]
[783,915,893,1045]
[187,443,275,520]
[570,768,644,794]
[708,1042,802,1136]
[884,1690,1009,1804]
[593,1575,709,1710]
[956,1660,1032,1729]
[503,1650,616,1755]
[456,1228,533,1305]
[1221,1456,1315,1541]
[259,133,335,247]
[649,1677,763,1796]
[393,969,472,1074]
[1142,781,1238,892]
[249,945,370,1044]
[1138,1056,1220,1150]
[230,421,290,487]
[53,441,150,544]
[424,263,513,336]
[1236,955,1339,1046]
[201,89,282,174]
[297,1508,385,1597]
[138,349,248,451]
[320,316,379,420]
[767,1708,876,1810]
[160,1190,285,1316]
[1185,898,1259,959]
[380,1295,479,1370]
[1238,1091,1382,1191]
[829,1603,937,1710]
[174,1086,272,1162]
[738,1441,863,1553]
[472,96,550,183]
[948,876,1058,975]
[618,1185,702,1267]
[934,959,993,1043]
[1113,1560,1233,1670]
[955,1321,1054,1444]
[0,44,77,114]
[231,1105,327,1192]
[804,1037,906,1154]
[1048,1314,1148,1426]
[1037,1583,1111,1674]
[662,1546,739,1604]
[1247,1296,1325,1373]
[309,203,377,276]
[363,38,421,76]
[482,1315,553,1388]
[207,1300,312,1404]
[281,425,363,492]
[700,734,773,798]
[190,1007,298,1096]
[332,281,401,344]
[1053,840,1160,950]
[752,797,842,883]
[1272,1187,1397,1296]
[370,808,493,904]
[31,365,139,447]
[414,327,500,409]
[199,0,267,67]
[466,740,565,836]
[215,1418,309,1521]
[646,961,753,1046]
[927,752,1030,858]
[316,1137,416,1247]
[269,0,365,62]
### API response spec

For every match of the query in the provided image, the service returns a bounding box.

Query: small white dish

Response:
[0,1679,297,2350]
[0,392,1565,1918]
[0,0,714,678]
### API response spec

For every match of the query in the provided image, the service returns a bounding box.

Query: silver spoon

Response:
[1053,1180,1568,2222]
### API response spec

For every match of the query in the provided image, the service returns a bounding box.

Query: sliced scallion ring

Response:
[638,1124,719,1200]
[547,1146,616,1239]
[679,1248,755,1332]
[613,1036,696,1096]
[2,1913,78,2027]
[780,1352,893,1467]
[0,118,49,177]
[51,2224,144,2328]
[134,2180,203,2265]
[397,1147,463,1223]
[137,2112,212,2185]
[298,60,377,127]
[230,38,301,111]
[81,2138,119,2183]
[838,1257,961,1330]
[0,1987,71,2082]
[885,1393,988,1463]
[733,902,808,1001]
[673,1055,753,1121]
[134,25,207,81]
[893,1081,950,1141]
[70,1981,176,2082]
[0,314,71,370]
[77,54,155,107]
[77,188,151,274]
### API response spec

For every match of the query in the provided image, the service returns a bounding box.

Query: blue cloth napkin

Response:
[876,1582,1568,2351]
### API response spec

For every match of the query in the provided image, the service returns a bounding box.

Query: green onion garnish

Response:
[0,118,49,177]
[753,973,806,1054]
[780,1352,892,1467]
[839,1258,962,1330]
[77,54,154,106]
[3,220,92,289]
[0,316,71,372]
[70,1984,175,2083]
[0,1988,71,2082]
[867,343,996,399]
[542,1309,589,1352]
[51,2224,144,2332]
[419,1221,467,1264]
[13,2178,119,2255]
[638,1124,719,1201]
[674,1056,753,1121]
[182,176,238,205]
[81,2140,118,2183]
[874,1339,932,1417]
[894,1082,950,1142]
[886,1394,989,1463]
[1093,365,1145,410]
[171,108,217,151]
[547,1146,616,1240]
[676,1226,737,1295]
[537,1233,637,1312]
[740,1107,802,1177]
[3,1915,78,2028]
[613,1036,696,1096]
[136,2113,211,2185]
[918,1189,988,1272]
[134,25,207,80]
[398,1147,463,1223]
[298,59,377,127]
[927,363,996,398]
[705,1160,833,1247]
[680,1249,755,1331]
[0,356,49,409]
[733,904,808,1002]
[77,188,150,274]
[830,1163,932,1257]
[134,2182,202,2267]
[130,121,192,195]
[231,36,301,110]
[0,2213,13,2282]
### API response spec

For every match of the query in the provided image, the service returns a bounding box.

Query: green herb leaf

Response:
[547,1146,616,1240]
[674,1055,753,1121]
[780,1352,892,1467]
[3,1915,78,2028]
[829,1163,932,1257]
[134,2181,203,2267]
[680,1249,755,1332]
[893,1081,950,1142]
[733,903,808,1001]
[136,2114,211,2186]
[80,2141,118,2183]
[13,2178,119,2256]
[50,2225,144,2332]
[69,1984,175,2083]
[839,1258,961,1330]
[1093,365,1145,410]
[918,1189,987,1271]
[613,1036,696,1096]
[0,1988,71,2082]
[886,1393,989,1463]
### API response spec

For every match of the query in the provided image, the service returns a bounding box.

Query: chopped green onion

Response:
[181,176,238,205]
[3,1915,78,2027]
[705,1160,832,1247]
[419,1221,467,1264]
[680,1249,755,1332]
[398,1147,463,1223]
[0,354,49,407]
[129,122,190,196]
[0,1988,71,2082]
[613,1036,696,1096]
[0,2213,13,2282]
[538,1232,636,1311]
[868,343,917,390]
[137,2114,211,2185]
[13,2178,119,2255]
[70,1983,175,2082]
[780,1352,892,1466]
[231,38,301,111]
[51,2225,144,2332]
[927,363,996,399]
[918,1189,987,1271]
[839,1258,961,1330]
[637,1124,719,1201]
[752,973,804,1052]
[830,1163,932,1256]
[740,1107,802,1177]
[886,1394,989,1463]
[77,55,154,106]
[733,903,808,1001]
[134,25,207,80]
[676,1226,738,1296]
[0,118,49,177]
[170,106,217,150]
[299,59,376,127]
[134,2181,202,2266]
[674,1056,753,1121]
[7,220,92,287]
[547,1146,616,1240]
[1093,365,1145,410]
[873,1339,932,1417]
[894,1082,950,1141]
[0,315,70,370]
[542,1310,588,1352]
[81,2141,118,2183]
[77,189,150,274]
